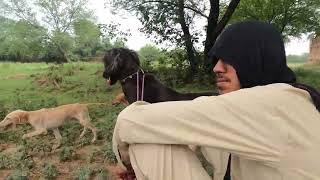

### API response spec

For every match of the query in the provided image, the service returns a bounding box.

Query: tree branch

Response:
[133,0,208,18]
[215,0,240,36]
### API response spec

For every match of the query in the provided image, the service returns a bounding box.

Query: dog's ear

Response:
[109,53,122,73]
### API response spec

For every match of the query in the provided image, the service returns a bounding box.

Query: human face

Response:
[213,59,241,94]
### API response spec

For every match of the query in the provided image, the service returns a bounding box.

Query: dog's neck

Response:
[120,68,145,83]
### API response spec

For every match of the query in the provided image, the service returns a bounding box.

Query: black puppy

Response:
[102,48,215,104]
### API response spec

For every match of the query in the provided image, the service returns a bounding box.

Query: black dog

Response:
[102,48,215,104]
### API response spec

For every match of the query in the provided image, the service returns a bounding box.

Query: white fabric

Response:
[113,83,320,180]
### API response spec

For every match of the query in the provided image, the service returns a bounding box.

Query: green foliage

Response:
[139,44,162,69]
[102,142,117,164]
[59,146,76,162]
[73,19,101,58]
[0,0,130,63]
[72,166,92,180]
[6,169,28,180]
[0,17,46,61]
[40,163,59,180]
[10,92,58,111]
[0,101,8,120]
[231,0,320,39]
[109,0,240,71]
[0,153,12,169]
[95,168,109,180]
[294,66,320,90]
[12,149,34,170]
[139,48,214,86]
[287,53,308,63]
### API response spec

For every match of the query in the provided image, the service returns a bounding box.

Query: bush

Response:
[0,153,12,169]
[6,169,28,180]
[11,149,33,170]
[102,142,116,164]
[40,163,59,180]
[72,166,92,180]
[59,146,76,162]
[95,168,108,180]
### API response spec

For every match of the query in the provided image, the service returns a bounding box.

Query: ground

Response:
[0,62,215,179]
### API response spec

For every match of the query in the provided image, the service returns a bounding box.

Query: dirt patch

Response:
[0,169,12,179]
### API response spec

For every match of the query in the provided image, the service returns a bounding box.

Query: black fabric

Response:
[209,21,296,88]
[209,20,320,112]
[223,155,231,180]
[209,20,320,179]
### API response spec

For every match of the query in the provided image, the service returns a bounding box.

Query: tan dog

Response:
[0,103,100,148]
[112,93,129,106]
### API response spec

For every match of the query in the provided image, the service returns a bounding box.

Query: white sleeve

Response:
[114,84,315,163]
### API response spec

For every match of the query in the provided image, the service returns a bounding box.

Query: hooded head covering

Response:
[209,20,320,111]
[209,21,296,88]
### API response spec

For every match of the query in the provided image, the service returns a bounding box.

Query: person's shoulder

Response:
[240,83,293,93]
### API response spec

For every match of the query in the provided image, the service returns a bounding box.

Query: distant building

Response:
[308,36,320,64]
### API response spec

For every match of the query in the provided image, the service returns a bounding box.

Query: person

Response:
[110,21,320,180]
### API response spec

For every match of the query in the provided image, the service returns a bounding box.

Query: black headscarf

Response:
[209,20,320,112]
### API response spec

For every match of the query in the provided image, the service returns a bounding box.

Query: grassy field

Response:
[0,61,320,179]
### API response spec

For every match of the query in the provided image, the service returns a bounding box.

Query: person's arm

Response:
[114,84,313,166]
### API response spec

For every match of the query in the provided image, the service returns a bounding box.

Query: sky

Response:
[88,0,310,55]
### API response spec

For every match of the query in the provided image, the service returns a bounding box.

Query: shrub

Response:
[11,149,33,170]
[95,168,108,180]
[6,169,28,180]
[0,153,12,169]
[102,142,116,163]
[59,146,75,162]
[40,163,59,180]
[72,166,92,180]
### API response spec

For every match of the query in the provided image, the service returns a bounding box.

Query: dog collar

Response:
[120,68,145,83]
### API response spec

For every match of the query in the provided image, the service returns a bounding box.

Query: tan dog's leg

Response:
[79,127,87,139]
[76,112,97,143]
[22,128,47,139]
[52,128,62,149]
[121,99,129,106]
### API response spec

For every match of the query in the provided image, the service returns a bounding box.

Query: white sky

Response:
[88,0,310,55]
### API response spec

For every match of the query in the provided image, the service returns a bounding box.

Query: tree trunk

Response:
[203,0,241,71]
[177,0,198,75]
[203,0,219,71]
[308,35,320,64]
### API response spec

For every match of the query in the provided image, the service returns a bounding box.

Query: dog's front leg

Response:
[22,128,47,139]
[52,128,62,150]
[79,127,87,139]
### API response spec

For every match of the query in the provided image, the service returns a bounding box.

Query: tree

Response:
[1,0,95,62]
[73,19,101,58]
[231,0,320,39]
[0,16,46,61]
[108,0,240,73]
[139,44,162,62]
